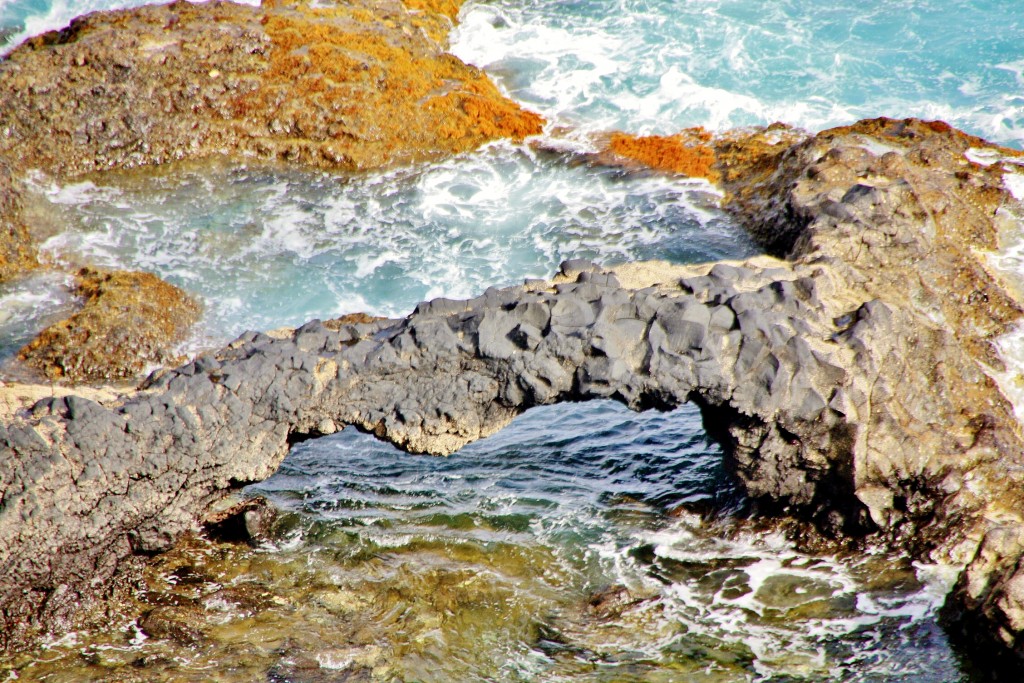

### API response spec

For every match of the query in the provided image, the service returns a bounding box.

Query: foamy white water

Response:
[451,0,1024,146]
[24,144,749,354]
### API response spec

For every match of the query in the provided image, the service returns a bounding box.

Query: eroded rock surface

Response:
[3,116,1024,666]
[605,117,1024,666]
[0,0,542,177]
[0,255,863,649]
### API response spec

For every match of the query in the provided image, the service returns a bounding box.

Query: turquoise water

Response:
[24,152,742,350]
[453,0,1024,145]
[2,0,1021,679]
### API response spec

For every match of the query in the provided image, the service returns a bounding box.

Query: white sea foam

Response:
[1005,170,1024,202]
[34,148,745,354]
[993,323,1024,424]
[0,271,77,368]
[606,519,959,678]
[451,0,1024,148]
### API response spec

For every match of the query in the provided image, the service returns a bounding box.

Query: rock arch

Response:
[0,256,862,645]
[4,116,1024,670]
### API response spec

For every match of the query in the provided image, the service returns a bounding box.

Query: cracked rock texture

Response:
[0,255,878,649]
[706,119,1024,665]
[3,105,1024,665]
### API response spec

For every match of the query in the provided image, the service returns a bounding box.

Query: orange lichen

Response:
[1,0,542,176]
[402,0,464,21]
[229,1,543,169]
[603,129,719,181]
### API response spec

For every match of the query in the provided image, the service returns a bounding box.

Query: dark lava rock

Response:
[2,113,1024,668]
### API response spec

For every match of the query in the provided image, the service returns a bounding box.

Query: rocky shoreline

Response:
[0,0,542,383]
[3,0,1024,676]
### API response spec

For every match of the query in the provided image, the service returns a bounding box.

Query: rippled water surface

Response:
[4,403,967,682]
[2,0,1021,680]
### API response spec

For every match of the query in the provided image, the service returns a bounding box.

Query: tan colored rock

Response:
[0,0,543,177]
[0,381,124,421]
[17,267,200,382]
[0,157,37,283]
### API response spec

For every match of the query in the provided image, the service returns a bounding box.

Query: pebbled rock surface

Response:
[0,0,543,177]
[4,116,1024,665]
[0,157,36,283]
[16,267,200,382]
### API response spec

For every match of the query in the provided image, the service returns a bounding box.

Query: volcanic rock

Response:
[16,267,200,382]
[0,0,543,383]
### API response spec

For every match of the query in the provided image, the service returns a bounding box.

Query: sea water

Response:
[2,0,1023,680]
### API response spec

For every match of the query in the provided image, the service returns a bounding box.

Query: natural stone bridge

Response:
[0,253,944,648]
[3,12,1024,666]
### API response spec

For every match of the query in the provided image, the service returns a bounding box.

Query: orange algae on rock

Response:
[402,0,464,21]
[242,2,544,169]
[0,0,543,177]
[601,129,719,181]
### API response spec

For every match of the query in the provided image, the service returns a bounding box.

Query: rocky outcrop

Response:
[0,0,544,383]
[0,157,37,283]
[2,23,1024,662]
[595,128,721,180]
[604,117,1024,667]
[0,0,542,177]
[16,267,200,382]
[12,0,1024,665]
[0,255,869,650]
